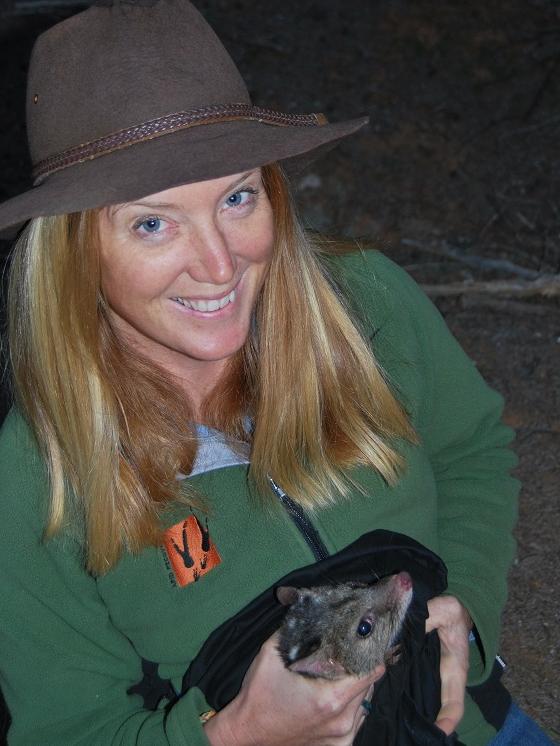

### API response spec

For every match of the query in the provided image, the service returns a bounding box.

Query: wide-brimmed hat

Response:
[0,0,368,235]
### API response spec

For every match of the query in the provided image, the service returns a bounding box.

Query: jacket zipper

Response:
[268,477,330,562]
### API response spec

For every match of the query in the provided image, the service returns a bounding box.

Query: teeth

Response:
[219,292,233,309]
[174,289,235,313]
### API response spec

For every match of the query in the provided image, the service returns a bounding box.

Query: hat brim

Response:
[0,116,368,238]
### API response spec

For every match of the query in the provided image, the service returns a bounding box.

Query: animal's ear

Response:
[276,586,300,606]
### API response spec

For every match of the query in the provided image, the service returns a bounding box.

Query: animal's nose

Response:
[396,571,412,590]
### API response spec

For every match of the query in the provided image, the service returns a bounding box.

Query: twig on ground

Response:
[475,212,500,243]
[523,57,560,121]
[401,238,541,279]
[516,428,560,444]
[498,113,560,139]
[458,295,558,315]
[516,211,537,231]
[403,262,447,272]
[421,274,560,298]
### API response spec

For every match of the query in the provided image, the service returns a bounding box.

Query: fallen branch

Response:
[421,274,560,298]
[459,295,556,315]
[516,428,560,445]
[401,238,542,279]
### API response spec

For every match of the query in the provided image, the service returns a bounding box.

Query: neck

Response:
[173,361,227,419]
[112,327,229,418]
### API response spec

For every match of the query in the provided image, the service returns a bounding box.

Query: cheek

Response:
[258,223,275,263]
[100,253,139,305]
[238,215,274,265]
[258,210,275,261]
[101,266,149,322]
[100,249,175,306]
[229,208,275,264]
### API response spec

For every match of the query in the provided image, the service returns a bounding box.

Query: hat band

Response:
[32,103,328,185]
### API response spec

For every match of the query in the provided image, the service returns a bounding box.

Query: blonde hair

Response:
[8,164,415,574]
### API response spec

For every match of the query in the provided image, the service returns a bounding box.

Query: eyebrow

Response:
[111,201,175,215]
[221,169,259,196]
[110,169,260,217]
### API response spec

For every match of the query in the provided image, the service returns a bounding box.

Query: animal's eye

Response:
[357,618,373,637]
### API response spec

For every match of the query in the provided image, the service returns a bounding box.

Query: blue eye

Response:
[357,619,373,637]
[139,217,162,233]
[225,188,257,209]
[227,192,244,207]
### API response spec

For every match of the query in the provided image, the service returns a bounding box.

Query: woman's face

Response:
[98,168,274,385]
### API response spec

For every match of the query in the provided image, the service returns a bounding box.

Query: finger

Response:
[334,663,385,700]
[355,670,378,723]
[353,698,371,733]
[348,685,374,736]
[426,596,451,634]
[364,665,381,700]
[356,683,374,725]
[435,693,464,736]
[368,662,386,684]
[436,713,462,736]
[425,597,441,634]
[342,664,384,706]
[427,595,473,636]
[435,651,467,734]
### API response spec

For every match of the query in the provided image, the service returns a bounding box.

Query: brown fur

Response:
[277,572,413,680]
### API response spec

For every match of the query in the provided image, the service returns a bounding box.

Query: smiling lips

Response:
[172,289,236,313]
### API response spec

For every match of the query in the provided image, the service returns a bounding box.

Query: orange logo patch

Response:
[163,515,221,587]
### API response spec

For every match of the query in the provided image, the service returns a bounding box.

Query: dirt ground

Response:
[0,0,559,740]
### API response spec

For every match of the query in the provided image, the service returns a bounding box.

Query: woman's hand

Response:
[204,632,385,746]
[426,595,472,736]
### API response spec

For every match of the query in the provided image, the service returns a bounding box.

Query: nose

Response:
[186,221,236,285]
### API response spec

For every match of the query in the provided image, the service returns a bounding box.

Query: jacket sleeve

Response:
[349,250,519,685]
[0,411,212,745]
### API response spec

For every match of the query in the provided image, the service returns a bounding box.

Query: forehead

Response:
[108,169,263,217]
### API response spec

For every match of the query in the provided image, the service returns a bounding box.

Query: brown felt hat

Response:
[0,0,368,235]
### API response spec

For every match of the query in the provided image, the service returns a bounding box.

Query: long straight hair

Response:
[7,164,415,574]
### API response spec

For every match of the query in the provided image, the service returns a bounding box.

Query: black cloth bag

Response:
[180,529,464,746]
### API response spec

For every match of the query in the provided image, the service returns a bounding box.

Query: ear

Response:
[276,586,300,606]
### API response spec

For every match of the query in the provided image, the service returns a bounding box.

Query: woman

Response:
[0,1,552,745]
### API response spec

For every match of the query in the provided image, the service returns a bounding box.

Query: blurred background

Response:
[0,0,559,740]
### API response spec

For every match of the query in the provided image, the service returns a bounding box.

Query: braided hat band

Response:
[33,105,328,184]
[0,0,368,235]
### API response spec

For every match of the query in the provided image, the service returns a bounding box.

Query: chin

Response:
[190,345,243,363]
[185,327,250,363]
[180,339,245,364]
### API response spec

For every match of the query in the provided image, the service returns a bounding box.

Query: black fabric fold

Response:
[180,529,464,746]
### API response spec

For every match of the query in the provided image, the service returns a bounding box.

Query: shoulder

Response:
[326,247,437,326]
[0,408,49,534]
[0,407,44,473]
[324,247,447,359]
[328,245,408,282]
[322,248,487,426]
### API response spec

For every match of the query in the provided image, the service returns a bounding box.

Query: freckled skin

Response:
[276,572,413,680]
[98,169,274,399]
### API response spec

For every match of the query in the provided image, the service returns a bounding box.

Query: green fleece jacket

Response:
[0,250,519,745]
